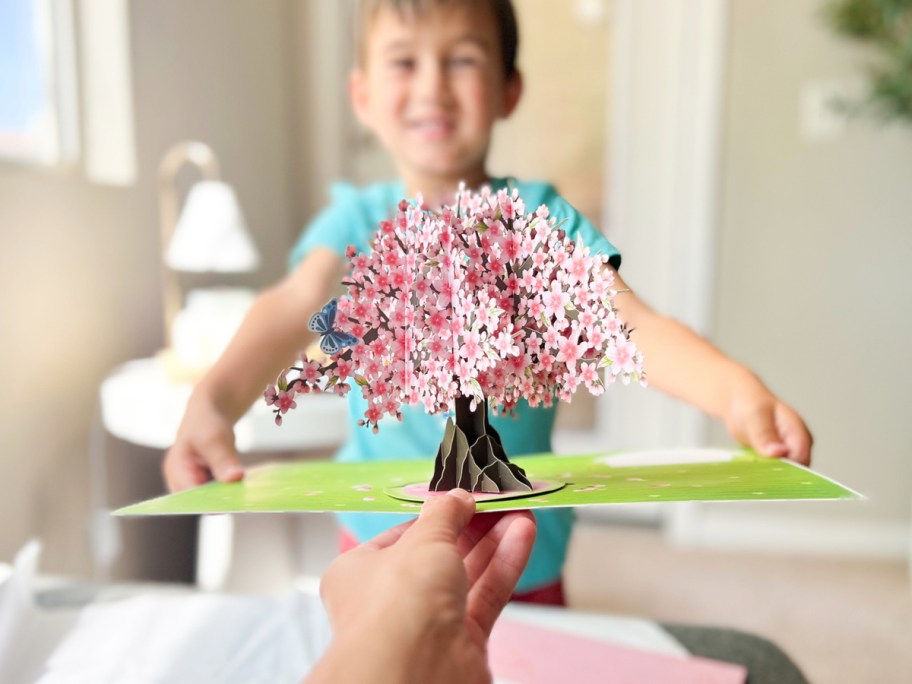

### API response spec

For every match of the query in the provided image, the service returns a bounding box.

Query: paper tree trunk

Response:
[429,396,533,492]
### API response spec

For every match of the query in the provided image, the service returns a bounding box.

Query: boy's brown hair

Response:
[355,0,519,78]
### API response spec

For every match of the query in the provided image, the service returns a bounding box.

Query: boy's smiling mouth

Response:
[408,117,456,140]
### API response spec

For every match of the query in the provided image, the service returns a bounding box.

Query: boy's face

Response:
[350,3,521,190]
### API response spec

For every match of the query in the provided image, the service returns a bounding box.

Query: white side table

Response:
[100,358,348,452]
[92,358,348,588]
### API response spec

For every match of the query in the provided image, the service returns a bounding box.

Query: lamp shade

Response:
[165,180,259,272]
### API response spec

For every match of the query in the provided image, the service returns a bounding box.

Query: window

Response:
[0,0,78,166]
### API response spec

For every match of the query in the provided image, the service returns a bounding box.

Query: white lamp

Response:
[166,180,259,272]
[158,141,260,374]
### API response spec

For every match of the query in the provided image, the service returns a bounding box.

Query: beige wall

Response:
[710,0,912,526]
[493,1,613,431]
[489,0,612,225]
[0,0,303,578]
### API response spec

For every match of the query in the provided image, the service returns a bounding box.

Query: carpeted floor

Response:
[564,524,912,684]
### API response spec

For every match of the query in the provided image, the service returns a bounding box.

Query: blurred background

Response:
[1,0,910,681]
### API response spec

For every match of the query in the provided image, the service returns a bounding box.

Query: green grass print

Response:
[116,449,858,517]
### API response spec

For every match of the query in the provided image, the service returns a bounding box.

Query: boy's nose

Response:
[413,60,451,104]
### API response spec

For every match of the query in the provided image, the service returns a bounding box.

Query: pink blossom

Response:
[578,309,596,333]
[604,314,620,336]
[542,282,570,320]
[276,390,297,413]
[413,278,431,299]
[300,361,322,384]
[606,337,638,375]
[333,357,352,379]
[566,249,593,284]
[557,336,583,369]
[543,327,561,349]
[427,336,445,357]
[460,329,483,363]
[493,331,519,357]
[563,374,580,394]
[391,268,408,290]
[526,299,544,319]
[266,185,645,430]
[579,362,600,388]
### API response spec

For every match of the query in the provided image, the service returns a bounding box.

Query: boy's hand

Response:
[163,391,244,492]
[309,490,536,684]
[725,377,813,466]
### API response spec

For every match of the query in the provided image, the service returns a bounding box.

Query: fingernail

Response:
[446,488,474,503]
[222,466,244,480]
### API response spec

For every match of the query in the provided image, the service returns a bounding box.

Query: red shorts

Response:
[337,529,565,607]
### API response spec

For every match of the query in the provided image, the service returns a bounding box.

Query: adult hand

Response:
[725,377,813,466]
[162,390,244,492]
[308,489,537,684]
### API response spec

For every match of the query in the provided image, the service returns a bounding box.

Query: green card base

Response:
[114,448,861,517]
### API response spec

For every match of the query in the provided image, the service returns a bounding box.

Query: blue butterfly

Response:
[309,298,359,355]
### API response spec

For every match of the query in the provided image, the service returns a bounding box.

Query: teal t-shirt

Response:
[290,177,620,592]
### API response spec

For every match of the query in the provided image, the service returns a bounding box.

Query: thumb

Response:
[206,435,245,483]
[745,412,787,457]
[406,489,476,545]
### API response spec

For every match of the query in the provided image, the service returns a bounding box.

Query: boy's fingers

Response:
[163,447,208,492]
[784,433,812,466]
[205,438,245,483]
[746,412,787,458]
[777,405,813,466]
[407,489,476,545]
[164,437,243,493]
[789,428,813,466]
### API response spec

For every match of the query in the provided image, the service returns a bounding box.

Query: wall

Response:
[489,0,612,226]
[700,0,912,552]
[0,0,299,579]
[497,0,614,431]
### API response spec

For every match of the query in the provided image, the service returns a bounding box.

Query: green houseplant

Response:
[825,0,912,124]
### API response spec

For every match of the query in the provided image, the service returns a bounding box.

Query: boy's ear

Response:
[501,70,523,118]
[349,69,372,128]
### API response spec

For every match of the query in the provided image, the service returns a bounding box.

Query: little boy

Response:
[164,0,812,604]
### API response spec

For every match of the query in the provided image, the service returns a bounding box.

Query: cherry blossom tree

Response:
[266,185,645,493]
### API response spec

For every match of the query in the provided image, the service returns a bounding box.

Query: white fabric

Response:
[0,541,687,684]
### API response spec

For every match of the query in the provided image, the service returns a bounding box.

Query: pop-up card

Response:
[118,186,856,516]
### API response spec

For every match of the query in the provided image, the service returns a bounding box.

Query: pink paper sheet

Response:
[489,618,747,684]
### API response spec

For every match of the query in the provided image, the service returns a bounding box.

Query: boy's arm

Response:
[611,268,813,465]
[163,247,342,491]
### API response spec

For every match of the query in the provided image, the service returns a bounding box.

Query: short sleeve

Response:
[501,178,621,270]
[539,189,622,270]
[287,183,361,271]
